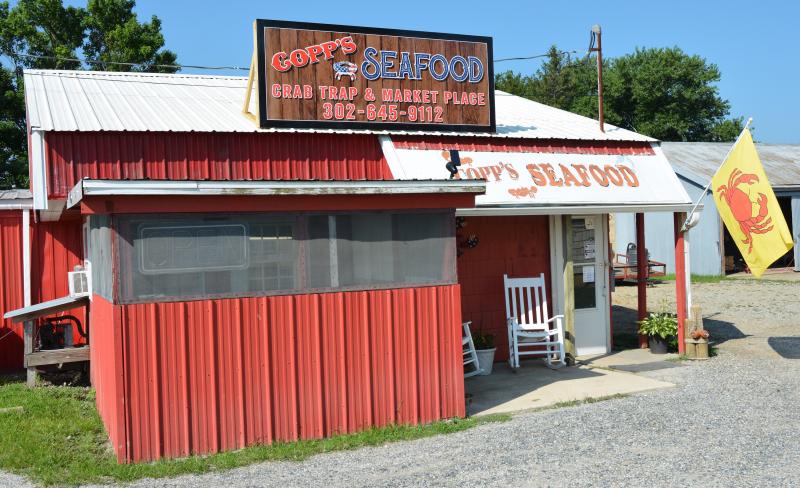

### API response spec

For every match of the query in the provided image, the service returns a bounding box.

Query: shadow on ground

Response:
[611,304,748,348]
[767,337,800,359]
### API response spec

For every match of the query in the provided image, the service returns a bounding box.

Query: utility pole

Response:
[589,24,604,132]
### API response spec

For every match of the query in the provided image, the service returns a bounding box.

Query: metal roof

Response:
[4,294,89,323]
[661,142,800,189]
[67,178,487,209]
[0,189,32,209]
[23,69,653,142]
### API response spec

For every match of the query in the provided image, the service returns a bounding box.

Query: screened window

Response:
[114,211,455,304]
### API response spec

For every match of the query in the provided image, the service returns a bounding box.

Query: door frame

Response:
[549,214,611,356]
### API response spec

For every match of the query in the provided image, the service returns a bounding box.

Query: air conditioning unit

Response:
[68,268,90,297]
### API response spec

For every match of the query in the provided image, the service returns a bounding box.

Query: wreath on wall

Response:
[456,217,479,257]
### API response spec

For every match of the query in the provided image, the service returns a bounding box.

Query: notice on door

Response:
[582,266,595,283]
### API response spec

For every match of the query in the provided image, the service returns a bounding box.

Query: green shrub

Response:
[637,312,678,339]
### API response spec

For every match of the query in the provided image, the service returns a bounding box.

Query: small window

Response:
[139,224,247,274]
[114,211,455,304]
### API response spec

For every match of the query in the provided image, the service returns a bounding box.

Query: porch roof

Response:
[66,178,487,209]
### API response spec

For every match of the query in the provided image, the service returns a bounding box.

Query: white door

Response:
[571,215,610,356]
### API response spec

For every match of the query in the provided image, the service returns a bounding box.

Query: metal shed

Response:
[614,142,800,275]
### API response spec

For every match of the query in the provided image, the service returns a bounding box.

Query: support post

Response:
[562,215,576,364]
[23,320,36,387]
[635,213,647,348]
[674,212,687,354]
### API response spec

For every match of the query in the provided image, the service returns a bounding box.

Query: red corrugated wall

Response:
[45,132,393,199]
[0,211,24,372]
[89,294,125,456]
[31,219,87,345]
[92,284,464,462]
[457,216,551,361]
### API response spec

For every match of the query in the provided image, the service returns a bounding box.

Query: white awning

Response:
[384,141,693,214]
[67,179,486,209]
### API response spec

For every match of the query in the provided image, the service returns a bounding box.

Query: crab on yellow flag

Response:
[711,128,793,278]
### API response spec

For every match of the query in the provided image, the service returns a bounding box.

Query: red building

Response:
[1,59,694,463]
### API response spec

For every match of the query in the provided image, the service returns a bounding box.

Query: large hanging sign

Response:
[388,148,691,207]
[254,19,495,131]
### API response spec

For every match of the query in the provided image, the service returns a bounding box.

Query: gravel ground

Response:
[3,279,799,487]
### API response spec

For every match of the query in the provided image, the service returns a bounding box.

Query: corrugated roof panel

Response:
[661,142,800,187]
[24,69,654,142]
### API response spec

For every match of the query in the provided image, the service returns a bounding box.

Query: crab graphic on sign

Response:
[333,61,358,81]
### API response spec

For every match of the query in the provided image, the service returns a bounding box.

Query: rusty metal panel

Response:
[45,132,393,199]
[0,212,24,372]
[392,136,655,155]
[106,284,463,462]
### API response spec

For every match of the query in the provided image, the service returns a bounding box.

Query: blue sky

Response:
[92,1,800,142]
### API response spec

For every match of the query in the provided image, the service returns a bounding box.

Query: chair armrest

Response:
[546,315,564,323]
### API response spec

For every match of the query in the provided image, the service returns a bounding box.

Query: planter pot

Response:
[475,348,496,375]
[648,336,668,354]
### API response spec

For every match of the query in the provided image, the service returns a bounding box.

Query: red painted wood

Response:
[674,213,687,354]
[636,213,648,348]
[392,136,655,155]
[92,285,464,462]
[45,132,392,200]
[0,211,25,372]
[456,216,551,361]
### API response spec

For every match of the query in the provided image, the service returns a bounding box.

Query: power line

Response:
[10,49,584,71]
[494,50,579,63]
[8,52,250,71]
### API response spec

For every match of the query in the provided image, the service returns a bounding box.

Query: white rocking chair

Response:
[504,273,566,369]
[462,321,481,378]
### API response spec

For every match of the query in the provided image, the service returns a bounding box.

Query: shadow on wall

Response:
[767,337,800,359]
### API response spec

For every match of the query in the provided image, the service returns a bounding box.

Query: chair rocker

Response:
[503,273,566,369]
[462,321,481,378]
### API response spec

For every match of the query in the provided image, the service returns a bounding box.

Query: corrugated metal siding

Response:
[0,211,24,372]
[45,132,392,199]
[661,142,800,187]
[89,293,125,460]
[614,178,722,276]
[107,285,463,462]
[31,219,87,343]
[456,216,551,361]
[392,137,656,155]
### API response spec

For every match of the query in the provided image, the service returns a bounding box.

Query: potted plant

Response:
[472,330,496,375]
[637,311,678,354]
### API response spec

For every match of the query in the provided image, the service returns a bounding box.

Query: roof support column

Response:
[674,212,687,354]
[636,213,647,348]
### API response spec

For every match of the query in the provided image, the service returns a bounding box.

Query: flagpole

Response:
[681,117,753,232]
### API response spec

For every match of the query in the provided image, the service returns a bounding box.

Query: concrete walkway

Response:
[465,351,676,416]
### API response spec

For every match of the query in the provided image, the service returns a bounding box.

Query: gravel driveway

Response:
[3,279,799,487]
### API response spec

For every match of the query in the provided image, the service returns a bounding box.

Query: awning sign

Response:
[255,19,494,132]
[390,147,691,207]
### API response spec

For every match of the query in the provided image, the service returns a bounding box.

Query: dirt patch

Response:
[611,279,800,359]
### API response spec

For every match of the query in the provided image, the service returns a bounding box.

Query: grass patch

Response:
[547,394,628,410]
[0,378,509,486]
[666,354,690,362]
[655,274,726,284]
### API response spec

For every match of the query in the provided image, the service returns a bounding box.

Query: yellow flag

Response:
[711,128,793,277]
